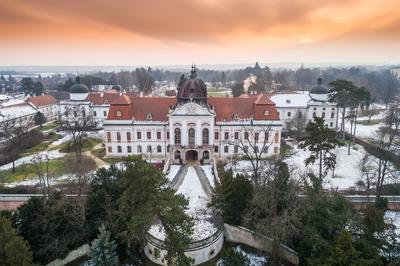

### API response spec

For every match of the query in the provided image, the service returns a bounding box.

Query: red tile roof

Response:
[106,94,279,122]
[85,92,121,105]
[209,95,279,121]
[27,95,57,107]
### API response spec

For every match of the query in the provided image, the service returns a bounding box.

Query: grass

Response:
[40,122,59,131]
[356,119,381,125]
[21,132,61,155]
[58,137,102,153]
[0,154,97,184]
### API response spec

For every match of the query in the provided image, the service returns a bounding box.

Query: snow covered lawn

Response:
[149,166,218,241]
[0,150,66,171]
[201,165,215,187]
[166,165,181,182]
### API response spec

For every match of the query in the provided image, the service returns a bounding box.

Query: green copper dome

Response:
[70,76,89,93]
[309,77,328,94]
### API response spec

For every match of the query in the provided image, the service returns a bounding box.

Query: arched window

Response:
[202,128,209,145]
[203,150,210,160]
[117,145,122,153]
[127,146,132,153]
[157,145,162,153]
[274,132,280,143]
[174,150,181,160]
[174,128,181,145]
[188,128,195,145]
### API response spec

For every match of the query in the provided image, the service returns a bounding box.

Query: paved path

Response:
[170,165,188,190]
[194,166,213,198]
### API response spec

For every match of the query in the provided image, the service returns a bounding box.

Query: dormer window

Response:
[286,99,291,104]
[233,113,239,120]
[147,113,153,120]
[116,111,122,117]
[264,110,270,116]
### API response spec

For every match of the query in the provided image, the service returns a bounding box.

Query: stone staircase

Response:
[194,166,213,198]
[169,165,188,190]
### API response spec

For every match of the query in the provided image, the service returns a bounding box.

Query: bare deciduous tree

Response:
[61,105,94,163]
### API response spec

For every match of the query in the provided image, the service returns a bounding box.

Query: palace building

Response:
[103,67,283,163]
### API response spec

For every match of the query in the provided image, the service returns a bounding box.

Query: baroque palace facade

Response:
[103,68,283,163]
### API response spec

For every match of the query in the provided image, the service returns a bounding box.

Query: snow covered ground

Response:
[228,143,398,191]
[0,150,66,171]
[385,211,400,235]
[149,166,218,241]
[217,245,267,266]
[166,165,181,182]
[200,165,215,187]
[5,173,78,188]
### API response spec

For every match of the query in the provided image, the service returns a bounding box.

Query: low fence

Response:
[147,223,224,252]
[224,223,299,266]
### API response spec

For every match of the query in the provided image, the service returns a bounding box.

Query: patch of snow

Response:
[200,165,215,187]
[385,211,400,235]
[235,245,267,266]
[166,165,181,182]
[0,150,66,171]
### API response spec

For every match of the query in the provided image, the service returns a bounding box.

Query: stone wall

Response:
[46,244,90,266]
[224,223,299,266]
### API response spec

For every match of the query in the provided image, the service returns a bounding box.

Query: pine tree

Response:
[300,117,343,183]
[88,225,119,266]
[0,217,34,266]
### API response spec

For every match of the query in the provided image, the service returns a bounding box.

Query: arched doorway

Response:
[186,150,198,162]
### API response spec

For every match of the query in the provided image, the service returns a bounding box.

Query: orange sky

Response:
[0,0,399,66]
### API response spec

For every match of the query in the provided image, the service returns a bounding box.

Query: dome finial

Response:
[190,64,197,79]
[317,75,322,85]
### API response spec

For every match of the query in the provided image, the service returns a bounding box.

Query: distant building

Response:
[270,77,336,130]
[103,67,282,163]
[26,95,58,121]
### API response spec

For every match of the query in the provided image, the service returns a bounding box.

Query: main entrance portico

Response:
[186,150,198,162]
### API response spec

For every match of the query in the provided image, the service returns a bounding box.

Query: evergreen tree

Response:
[88,224,119,266]
[209,167,253,225]
[300,117,343,183]
[218,246,250,266]
[34,112,46,127]
[0,217,34,266]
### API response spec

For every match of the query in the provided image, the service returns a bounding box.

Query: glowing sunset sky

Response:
[0,0,399,66]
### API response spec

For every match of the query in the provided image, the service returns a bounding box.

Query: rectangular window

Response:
[137,145,142,153]
[224,146,229,153]
[93,111,97,117]
[147,145,152,153]
[167,132,170,140]
[215,132,219,140]
[234,145,239,153]
[244,132,249,140]
[147,132,151,140]
[103,111,107,117]
[214,146,219,153]
[127,132,131,142]
[137,131,142,140]
[106,132,111,142]
[287,112,291,117]
[330,122,333,127]
[117,146,122,153]
[255,133,259,142]
[224,132,229,140]
[116,132,121,142]
[331,112,335,119]
[254,146,259,153]
[157,146,162,153]
[313,112,316,118]
[157,132,161,140]
[107,146,112,153]
[234,132,239,140]
[127,146,132,153]
[322,112,325,118]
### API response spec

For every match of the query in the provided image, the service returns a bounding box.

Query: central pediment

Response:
[169,102,214,116]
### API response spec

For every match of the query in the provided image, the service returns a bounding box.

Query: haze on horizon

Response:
[0,0,399,66]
